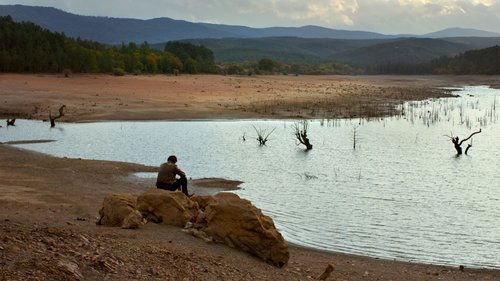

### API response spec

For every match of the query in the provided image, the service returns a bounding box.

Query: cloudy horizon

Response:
[1,0,499,34]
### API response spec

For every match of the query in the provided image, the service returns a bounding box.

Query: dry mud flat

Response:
[3,74,500,121]
[0,145,499,281]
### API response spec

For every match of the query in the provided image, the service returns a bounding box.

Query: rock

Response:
[317,264,334,280]
[183,228,213,243]
[97,193,137,227]
[137,189,199,227]
[191,195,216,210]
[57,260,83,280]
[200,192,289,267]
[121,210,145,229]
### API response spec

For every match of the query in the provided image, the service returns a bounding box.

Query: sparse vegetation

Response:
[253,125,275,146]
[293,121,313,150]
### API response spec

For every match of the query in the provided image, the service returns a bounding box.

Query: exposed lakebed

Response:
[1,86,499,268]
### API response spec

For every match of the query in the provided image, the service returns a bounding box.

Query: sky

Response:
[1,0,499,34]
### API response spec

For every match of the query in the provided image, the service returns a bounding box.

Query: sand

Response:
[4,73,500,122]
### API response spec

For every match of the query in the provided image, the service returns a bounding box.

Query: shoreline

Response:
[2,74,500,280]
[3,73,493,122]
[1,144,499,280]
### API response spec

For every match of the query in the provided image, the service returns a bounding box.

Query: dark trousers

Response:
[156,177,188,196]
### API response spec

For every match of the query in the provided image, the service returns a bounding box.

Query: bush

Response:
[62,69,72,78]
[112,67,126,76]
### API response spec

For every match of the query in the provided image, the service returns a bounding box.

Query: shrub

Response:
[62,69,72,78]
[112,67,126,76]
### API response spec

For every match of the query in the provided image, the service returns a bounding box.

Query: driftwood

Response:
[448,129,482,155]
[253,125,275,146]
[6,119,16,126]
[49,105,66,127]
[293,121,313,150]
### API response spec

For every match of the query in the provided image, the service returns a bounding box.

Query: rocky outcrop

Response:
[195,193,289,267]
[136,189,199,227]
[97,190,289,267]
[97,193,139,228]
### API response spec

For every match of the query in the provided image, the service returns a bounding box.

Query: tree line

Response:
[221,58,363,76]
[367,46,500,75]
[0,16,218,74]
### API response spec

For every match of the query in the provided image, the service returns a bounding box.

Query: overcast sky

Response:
[1,0,499,34]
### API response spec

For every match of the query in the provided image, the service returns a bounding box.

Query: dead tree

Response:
[448,129,482,155]
[253,125,275,146]
[49,105,66,127]
[6,119,16,126]
[293,121,313,150]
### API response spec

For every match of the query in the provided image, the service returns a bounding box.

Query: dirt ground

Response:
[3,73,500,122]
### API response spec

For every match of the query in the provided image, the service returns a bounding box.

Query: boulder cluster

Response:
[97,189,290,267]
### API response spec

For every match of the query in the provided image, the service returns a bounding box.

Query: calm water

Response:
[1,86,499,268]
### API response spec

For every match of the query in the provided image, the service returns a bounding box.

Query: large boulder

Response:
[97,193,139,228]
[137,189,199,227]
[198,192,289,267]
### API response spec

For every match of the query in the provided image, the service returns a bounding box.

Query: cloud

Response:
[0,0,499,33]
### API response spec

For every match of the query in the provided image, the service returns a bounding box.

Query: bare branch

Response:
[293,121,313,150]
[459,129,481,145]
[253,125,275,146]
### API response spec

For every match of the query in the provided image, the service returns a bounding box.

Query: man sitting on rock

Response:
[156,155,191,197]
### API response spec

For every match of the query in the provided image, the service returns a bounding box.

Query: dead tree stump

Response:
[49,105,66,127]
[449,129,481,155]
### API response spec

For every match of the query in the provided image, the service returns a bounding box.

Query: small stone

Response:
[57,260,83,280]
[317,264,334,280]
[459,265,465,272]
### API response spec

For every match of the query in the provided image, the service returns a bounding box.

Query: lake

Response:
[1,86,499,268]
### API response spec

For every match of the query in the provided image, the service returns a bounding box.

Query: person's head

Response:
[167,155,177,163]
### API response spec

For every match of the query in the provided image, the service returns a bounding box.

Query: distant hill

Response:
[0,5,396,44]
[372,45,500,75]
[161,37,391,63]
[331,38,470,66]
[423,28,500,38]
[431,45,500,74]
[161,37,500,66]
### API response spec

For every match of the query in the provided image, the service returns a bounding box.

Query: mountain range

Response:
[1,5,500,44]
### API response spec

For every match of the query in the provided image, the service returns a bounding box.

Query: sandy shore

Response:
[2,74,500,280]
[0,144,499,281]
[3,73,500,122]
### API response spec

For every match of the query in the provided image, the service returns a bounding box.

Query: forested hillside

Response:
[170,37,500,67]
[0,16,217,74]
[370,46,500,74]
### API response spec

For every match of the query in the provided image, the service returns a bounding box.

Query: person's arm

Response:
[175,166,186,178]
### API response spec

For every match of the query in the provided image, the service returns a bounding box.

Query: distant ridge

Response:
[423,28,500,38]
[0,4,398,43]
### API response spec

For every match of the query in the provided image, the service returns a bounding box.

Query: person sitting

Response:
[156,155,191,196]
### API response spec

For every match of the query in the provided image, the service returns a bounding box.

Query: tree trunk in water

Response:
[451,129,481,156]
